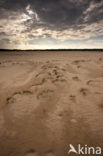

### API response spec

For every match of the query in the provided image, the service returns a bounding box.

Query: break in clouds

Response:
[0,0,103,49]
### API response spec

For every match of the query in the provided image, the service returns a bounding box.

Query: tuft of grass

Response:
[53,69,58,75]
[73,60,80,64]
[34,78,46,86]
[70,95,75,98]
[56,75,61,79]
[52,78,66,83]
[6,96,15,104]
[35,71,43,77]
[23,90,32,94]
[42,78,46,83]
[59,79,66,82]
[6,97,11,103]
[48,72,51,76]
[52,78,58,83]
[37,89,54,99]
[13,91,22,96]
[72,76,79,81]
[41,65,47,70]
[69,95,76,101]
[35,73,39,77]
[80,88,88,96]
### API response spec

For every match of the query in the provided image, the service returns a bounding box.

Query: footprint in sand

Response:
[25,149,37,156]
[46,151,55,156]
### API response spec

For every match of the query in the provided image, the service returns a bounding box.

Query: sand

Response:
[0,51,103,156]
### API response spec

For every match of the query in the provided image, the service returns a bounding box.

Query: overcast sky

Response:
[0,0,103,49]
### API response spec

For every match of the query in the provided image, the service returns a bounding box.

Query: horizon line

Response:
[0,48,103,51]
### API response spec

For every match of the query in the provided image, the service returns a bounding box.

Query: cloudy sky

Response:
[0,0,103,49]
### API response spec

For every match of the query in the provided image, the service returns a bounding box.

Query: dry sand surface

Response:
[0,51,103,156]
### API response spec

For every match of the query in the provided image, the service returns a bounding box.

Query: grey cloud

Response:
[0,38,10,48]
[0,32,6,35]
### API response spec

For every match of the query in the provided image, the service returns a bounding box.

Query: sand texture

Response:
[0,51,103,156]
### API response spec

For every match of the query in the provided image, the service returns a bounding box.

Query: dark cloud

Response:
[1,0,103,30]
[0,0,103,49]
[1,0,27,11]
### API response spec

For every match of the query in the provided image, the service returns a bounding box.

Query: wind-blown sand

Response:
[0,51,103,156]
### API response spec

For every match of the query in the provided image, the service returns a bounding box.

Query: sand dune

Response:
[0,51,103,156]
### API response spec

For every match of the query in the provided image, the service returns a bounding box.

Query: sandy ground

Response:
[0,51,103,156]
